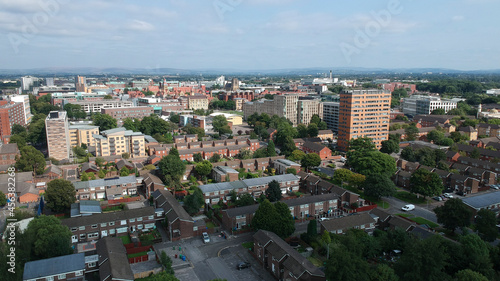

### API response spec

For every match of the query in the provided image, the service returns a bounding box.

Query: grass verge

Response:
[393,191,427,204]
[242,242,253,250]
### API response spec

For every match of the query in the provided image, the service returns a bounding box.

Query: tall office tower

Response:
[45,111,71,161]
[337,90,391,151]
[45,77,54,87]
[323,102,340,133]
[75,75,86,92]
[21,76,34,91]
[231,78,239,91]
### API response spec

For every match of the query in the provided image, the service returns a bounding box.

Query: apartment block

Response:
[45,111,71,160]
[71,100,134,113]
[0,100,25,142]
[69,124,99,148]
[322,102,339,133]
[243,95,323,126]
[9,95,33,124]
[402,95,458,115]
[101,106,154,120]
[93,127,146,158]
[73,175,138,200]
[183,95,209,110]
[337,90,391,151]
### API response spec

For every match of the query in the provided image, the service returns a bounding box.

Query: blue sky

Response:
[1,0,499,70]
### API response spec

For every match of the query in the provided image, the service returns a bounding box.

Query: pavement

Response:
[383,196,438,223]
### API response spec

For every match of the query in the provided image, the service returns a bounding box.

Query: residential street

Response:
[382,196,439,223]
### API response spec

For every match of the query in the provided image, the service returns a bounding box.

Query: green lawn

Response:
[119,235,131,244]
[393,191,427,204]
[307,256,323,267]
[206,221,217,228]
[396,213,412,218]
[411,217,439,228]
[127,251,148,258]
[242,242,253,250]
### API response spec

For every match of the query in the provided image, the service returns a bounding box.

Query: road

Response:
[382,196,439,223]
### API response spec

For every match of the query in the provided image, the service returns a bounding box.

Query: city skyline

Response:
[1,0,499,70]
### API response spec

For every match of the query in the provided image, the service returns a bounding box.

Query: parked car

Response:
[456,191,467,196]
[236,262,251,270]
[433,196,443,201]
[319,217,330,221]
[491,185,499,190]
[443,193,454,198]
[401,204,415,211]
[202,232,210,243]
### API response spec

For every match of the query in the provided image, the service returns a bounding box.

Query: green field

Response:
[394,191,428,204]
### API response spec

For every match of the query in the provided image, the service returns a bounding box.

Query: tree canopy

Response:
[364,175,396,200]
[15,146,46,175]
[434,198,473,232]
[158,148,186,187]
[92,113,117,131]
[348,150,396,177]
[409,169,444,198]
[301,153,321,171]
[45,179,76,213]
[251,199,295,238]
[265,180,282,202]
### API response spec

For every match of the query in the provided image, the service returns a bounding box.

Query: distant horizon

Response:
[2,0,499,71]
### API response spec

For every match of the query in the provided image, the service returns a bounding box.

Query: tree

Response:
[158,148,186,187]
[45,179,76,213]
[333,168,353,184]
[280,136,297,157]
[459,234,494,279]
[236,193,255,207]
[348,173,366,188]
[470,148,480,159]
[427,130,445,144]
[289,149,305,162]
[251,200,295,238]
[326,246,371,281]
[195,160,213,179]
[160,251,174,275]
[455,269,488,281]
[9,134,26,149]
[212,115,232,135]
[236,149,252,160]
[265,180,282,202]
[0,191,7,207]
[72,146,87,158]
[266,140,277,156]
[475,209,498,242]
[103,94,113,100]
[170,114,180,124]
[184,187,204,215]
[307,123,319,137]
[370,264,398,281]
[301,153,321,171]
[348,137,376,152]
[348,150,396,177]
[364,175,396,200]
[431,108,446,115]
[193,153,203,163]
[209,153,221,163]
[297,124,308,138]
[120,167,130,176]
[286,168,297,175]
[318,121,327,130]
[98,169,106,179]
[310,114,321,125]
[81,172,89,181]
[122,152,130,160]
[434,198,472,232]
[15,146,46,175]
[92,113,117,131]
[401,146,416,162]
[409,169,444,198]
[11,124,26,135]
[380,140,399,154]
[307,219,318,238]
[63,103,86,119]
[274,201,295,238]
[25,215,73,259]
[405,124,419,141]
[95,157,105,167]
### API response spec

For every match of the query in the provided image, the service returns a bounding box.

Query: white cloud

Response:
[126,20,155,32]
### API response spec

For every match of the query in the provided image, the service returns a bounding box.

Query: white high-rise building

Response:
[9,95,33,124]
[21,76,35,91]
[402,95,457,115]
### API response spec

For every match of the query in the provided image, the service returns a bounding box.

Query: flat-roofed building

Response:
[101,106,154,120]
[93,127,146,158]
[69,124,99,148]
[45,111,71,160]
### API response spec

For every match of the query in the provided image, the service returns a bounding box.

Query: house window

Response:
[79,226,85,231]
[121,220,127,225]
[71,227,77,232]
[58,274,66,279]
[75,270,83,276]
[91,224,97,228]
[88,261,96,267]
[137,217,143,221]
[109,222,115,226]
[80,234,86,239]
[88,232,99,239]
[101,223,107,227]
[46,277,54,281]
[138,224,143,230]
[129,218,136,223]
[148,215,154,220]
[109,229,115,235]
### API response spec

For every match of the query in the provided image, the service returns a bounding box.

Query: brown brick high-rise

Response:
[338,89,391,151]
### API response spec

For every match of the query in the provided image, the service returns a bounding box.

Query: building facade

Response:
[0,100,25,142]
[9,95,32,124]
[101,106,154,120]
[337,90,391,151]
[402,95,458,115]
[93,127,146,158]
[322,102,339,133]
[69,124,99,148]
[45,111,71,160]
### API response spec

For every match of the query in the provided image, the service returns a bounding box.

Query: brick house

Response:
[185,134,198,142]
[96,237,134,281]
[44,165,63,180]
[301,142,332,160]
[403,162,420,173]
[212,166,239,182]
[188,142,201,149]
[73,176,138,201]
[413,115,451,127]
[273,159,301,175]
[253,230,326,281]
[23,253,87,281]
[477,123,500,137]
[221,193,339,231]
[0,172,39,204]
[466,167,497,186]
[319,213,376,234]
[0,142,19,166]
[82,162,99,174]
[433,169,451,188]
[449,174,480,194]
[394,170,411,188]
[241,159,256,172]
[142,173,165,198]
[302,174,321,194]
[61,207,162,244]
[317,130,334,141]
[153,189,198,241]
[200,174,300,205]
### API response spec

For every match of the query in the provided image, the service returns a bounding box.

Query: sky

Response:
[1,0,499,71]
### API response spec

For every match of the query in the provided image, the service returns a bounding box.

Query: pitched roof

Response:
[73,175,136,190]
[0,143,19,154]
[388,216,416,231]
[82,162,99,172]
[23,253,85,280]
[199,174,299,194]
[370,208,391,222]
[97,237,134,281]
[320,213,376,232]
[61,206,155,228]
[152,189,193,223]
[462,191,500,210]
[253,230,324,278]
[302,141,330,152]
[44,164,62,175]
[458,126,477,133]
[318,130,333,135]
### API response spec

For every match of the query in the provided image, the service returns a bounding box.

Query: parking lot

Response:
[218,244,275,281]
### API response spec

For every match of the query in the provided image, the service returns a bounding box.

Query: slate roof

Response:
[275,158,300,166]
[320,213,376,232]
[44,165,62,175]
[82,162,99,172]
[370,208,392,222]
[97,237,134,281]
[0,143,19,154]
[61,206,155,228]
[253,230,325,278]
[23,253,85,280]
[152,189,193,223]
[73,175,136,190]
[462,191,500,209]
[302,141,329,152]
[70,201,102,217]
[388,216,416,231]
[199,174,299,194]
